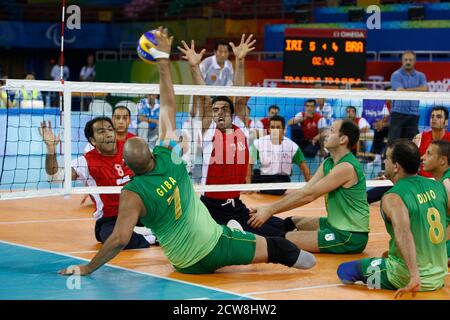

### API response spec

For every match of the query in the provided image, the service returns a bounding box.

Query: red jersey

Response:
[202,124,249,199]
[123,132,136,140]
[260,118,270,131]
[72,141,133,219]
[298,112,322,140]
[418,130,450,177]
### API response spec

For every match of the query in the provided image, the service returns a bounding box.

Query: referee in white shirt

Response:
[251,115,311,195]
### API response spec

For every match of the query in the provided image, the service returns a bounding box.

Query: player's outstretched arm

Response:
[178,40,212,133]
[248,162,353,229]
[231,34,256,124]
[231,34,255,87]
[382,194,421,298]
[59,190,144,276]
[152,27,177,143]
[39,120,78,181]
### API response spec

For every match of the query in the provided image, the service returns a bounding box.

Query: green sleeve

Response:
[250,144,259,163]
[292,147,305,165]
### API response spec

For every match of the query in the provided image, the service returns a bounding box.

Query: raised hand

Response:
[153,26,173,56]
[177,40,206,67]
[230,34,256,60]
[39,120,60,150]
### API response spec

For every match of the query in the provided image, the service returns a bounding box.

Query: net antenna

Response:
[59,0,66,155]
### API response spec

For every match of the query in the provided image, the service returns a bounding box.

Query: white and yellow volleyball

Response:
[137,30,158,63]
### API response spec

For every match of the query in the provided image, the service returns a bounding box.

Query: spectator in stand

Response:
[80,54,96,82]
[50,57,70,81]
[251,115,311,195]
[345,106,370,154]
[15,73,43,108]
[137,94,160,148]
[389,50,428,142]
[199,40,234,86]
[0,75,15,108]
[255,105,280,137]
[49,57,70,107]
[414,106,450,177]
[288,99,322,158]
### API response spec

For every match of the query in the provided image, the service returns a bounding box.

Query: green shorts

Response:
[174,225,256,274]
[318,217,368,254]
[359,257,397,290]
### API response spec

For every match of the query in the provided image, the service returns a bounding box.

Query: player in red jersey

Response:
[413,106,450,177]
[39,117,155,249]
[178,35,285,237]
[84,105,136,154]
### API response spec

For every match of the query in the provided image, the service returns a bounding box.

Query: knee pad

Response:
[266,236,300,267]
[284,216,297,232]
[337,261,364,284]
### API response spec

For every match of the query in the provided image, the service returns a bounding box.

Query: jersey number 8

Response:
[427,208,444,244]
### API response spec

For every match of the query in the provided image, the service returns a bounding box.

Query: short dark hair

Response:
[84,116,114,145]
[387,139,421,175]
[112,105,131,117]
[346,106,357,113]
[214,40,232,52]
[339,119,360,149]
[211,96,234,114]
[402,50,416,58]
[431,140,450,165]
[305,99,316,106]
[268,105,280,112]
[431,106,449,120]
[269,115,286,129]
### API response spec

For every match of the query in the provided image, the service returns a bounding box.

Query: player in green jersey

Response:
[58,27,316,276]
[248,119,370,254]
[422,140,450,267]
[338,139,449,297]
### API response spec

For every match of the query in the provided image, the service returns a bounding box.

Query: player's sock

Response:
[292,250,316,270]
[284,217,297,232]
[337,260,364,284]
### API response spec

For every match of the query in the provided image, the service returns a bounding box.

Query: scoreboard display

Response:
[282,28,367,85]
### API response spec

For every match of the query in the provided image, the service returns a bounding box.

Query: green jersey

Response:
[438,167,450,248]
[123,146,223,269]
[383,176,448,291]
[439,168,450,183]
[323,152,370,232]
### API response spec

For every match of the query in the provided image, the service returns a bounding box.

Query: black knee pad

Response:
[266,236,300,267]
[284,216,297,232]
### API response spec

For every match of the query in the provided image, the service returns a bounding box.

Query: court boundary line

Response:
[0,239,257,300]
[244,283,345,295]
[0,218,94,225]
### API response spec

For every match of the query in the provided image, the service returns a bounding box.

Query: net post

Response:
[63,84,72,197]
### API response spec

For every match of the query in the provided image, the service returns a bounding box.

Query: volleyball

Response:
[137,30,158,63]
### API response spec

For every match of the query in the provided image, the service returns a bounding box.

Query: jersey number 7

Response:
[167,186,182,220]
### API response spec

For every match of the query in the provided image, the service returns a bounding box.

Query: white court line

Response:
[0,218,94,225]
[244,283,345,296]
[0,239,257,300]
[66,248,149,255]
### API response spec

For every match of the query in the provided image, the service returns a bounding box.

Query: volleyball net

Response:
[1,79,450,200]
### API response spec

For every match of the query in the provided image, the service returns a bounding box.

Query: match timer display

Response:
[282,28,367,85]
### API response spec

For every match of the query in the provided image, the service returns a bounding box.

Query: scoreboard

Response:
[282,28,367,85]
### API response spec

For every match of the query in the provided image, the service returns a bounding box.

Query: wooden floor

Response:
[0,192,449,300]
